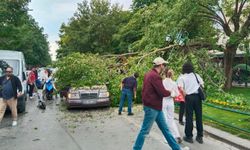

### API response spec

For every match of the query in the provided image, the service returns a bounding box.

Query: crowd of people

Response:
[0,67,56,127]
[119,57,204,150]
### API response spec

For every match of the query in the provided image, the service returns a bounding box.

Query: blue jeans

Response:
[133,106,181,150]
[119,88,133,114]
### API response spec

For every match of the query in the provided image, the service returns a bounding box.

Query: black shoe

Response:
[179,121,184,125]
[196,136,203,144]
[177,137,182,144]
[128,112,134,116]
[118,112,121,115]
[183,136,193,143]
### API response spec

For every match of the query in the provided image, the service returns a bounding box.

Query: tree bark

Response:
[224,45,237,89]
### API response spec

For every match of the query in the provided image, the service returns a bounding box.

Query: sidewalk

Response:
[123,105,249,150]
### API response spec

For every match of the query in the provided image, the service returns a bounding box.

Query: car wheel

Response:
[18,103,26,113]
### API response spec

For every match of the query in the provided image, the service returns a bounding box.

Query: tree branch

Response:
[199,4,225,24]
[136,45,178,66]
[240,13,250,38]
[136,42,213,66]
[198,3,233,36]
[239,0,247,14]
[235,0,239,14]
[218,5,228,25]
[103,52,139,57]
[199,14,224,27]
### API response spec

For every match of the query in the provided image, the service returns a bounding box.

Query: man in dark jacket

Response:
[133,57,185,150]
[118,72,139,115]
[0,67,22,127]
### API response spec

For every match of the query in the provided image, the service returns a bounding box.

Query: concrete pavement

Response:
[0,97,247,150]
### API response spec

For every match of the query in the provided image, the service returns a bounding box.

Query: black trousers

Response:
[179,101,185,122]
[28,84,35,97]
[185,94,203,138]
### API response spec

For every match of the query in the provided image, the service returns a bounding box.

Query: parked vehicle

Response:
[66,85,110,109]
[0,50,27,113]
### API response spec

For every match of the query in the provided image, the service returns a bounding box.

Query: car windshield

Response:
[0,59,19,76]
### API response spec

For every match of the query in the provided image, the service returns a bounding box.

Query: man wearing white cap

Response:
[133,57,189,150]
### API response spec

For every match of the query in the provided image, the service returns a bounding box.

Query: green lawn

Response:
[226,87,250,105]
[203,104,250,139]
[175,101,250,139]
[205,87,250,139]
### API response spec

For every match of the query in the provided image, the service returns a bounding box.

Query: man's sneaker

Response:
[196,136,203,144]
[12,121,17,127]
[29,96,33,99]
[183,136,193,143]
[128,112,134,116]
[181,146,190,150]
[118,112,121,115]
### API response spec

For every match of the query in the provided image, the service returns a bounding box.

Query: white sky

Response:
[28,0,132,60]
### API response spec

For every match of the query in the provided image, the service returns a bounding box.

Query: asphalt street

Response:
[0,95,240,150]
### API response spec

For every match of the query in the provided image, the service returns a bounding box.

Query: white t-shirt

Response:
[177,73,204,95]
[162,78,179,99]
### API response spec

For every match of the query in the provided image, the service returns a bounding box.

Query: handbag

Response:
[174,87,185,102]
[194,73,206,101]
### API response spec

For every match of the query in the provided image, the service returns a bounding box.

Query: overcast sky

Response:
[28,0,132,60]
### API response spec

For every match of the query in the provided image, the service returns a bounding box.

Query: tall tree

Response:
[57,0,130,58]
[132,0,159,9]
[116,0,216,53]
[0,0,51,66]
[198,0,250,89]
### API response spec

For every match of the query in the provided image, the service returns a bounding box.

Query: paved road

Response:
[0,96,240,150]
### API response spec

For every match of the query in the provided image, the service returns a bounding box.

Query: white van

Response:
[0,50,27,113]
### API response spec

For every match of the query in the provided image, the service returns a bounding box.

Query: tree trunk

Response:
[224,45,237,90]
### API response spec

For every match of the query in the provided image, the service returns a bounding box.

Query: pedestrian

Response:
[133,57,189,150]
[235,67,241,84]
[176,74,185,125]
[0,67,22,126]
[162,69,182,144]
[179,62,204,144]
[118,72,139,116]
[27,67,36,99]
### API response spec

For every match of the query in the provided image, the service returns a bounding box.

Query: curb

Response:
[203,125,250,150]
[174,113,250,150]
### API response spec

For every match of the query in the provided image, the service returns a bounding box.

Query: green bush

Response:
[54,53,112,89]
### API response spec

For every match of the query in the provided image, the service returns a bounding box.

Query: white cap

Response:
[153,57,168,65]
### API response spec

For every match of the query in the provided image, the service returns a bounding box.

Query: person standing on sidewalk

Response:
[133,57,188,150]
[0,67,22,126]
[162,69,182,144]
[27,67,36,99]
[118,72,139,116]
[176,73,185,125]
[179,62,204,144]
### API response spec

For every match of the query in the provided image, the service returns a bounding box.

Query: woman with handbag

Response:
[162,69,182,144]
[179,62,204,144]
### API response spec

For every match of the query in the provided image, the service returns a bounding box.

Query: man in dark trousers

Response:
[133,57,188,150]
[118,72,139,116]
[0,67,22,127]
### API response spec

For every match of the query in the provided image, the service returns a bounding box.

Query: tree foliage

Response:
[57,0,130,58]
[115,0,217,53]
[0,0,51,66]
[54,53,113,89]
